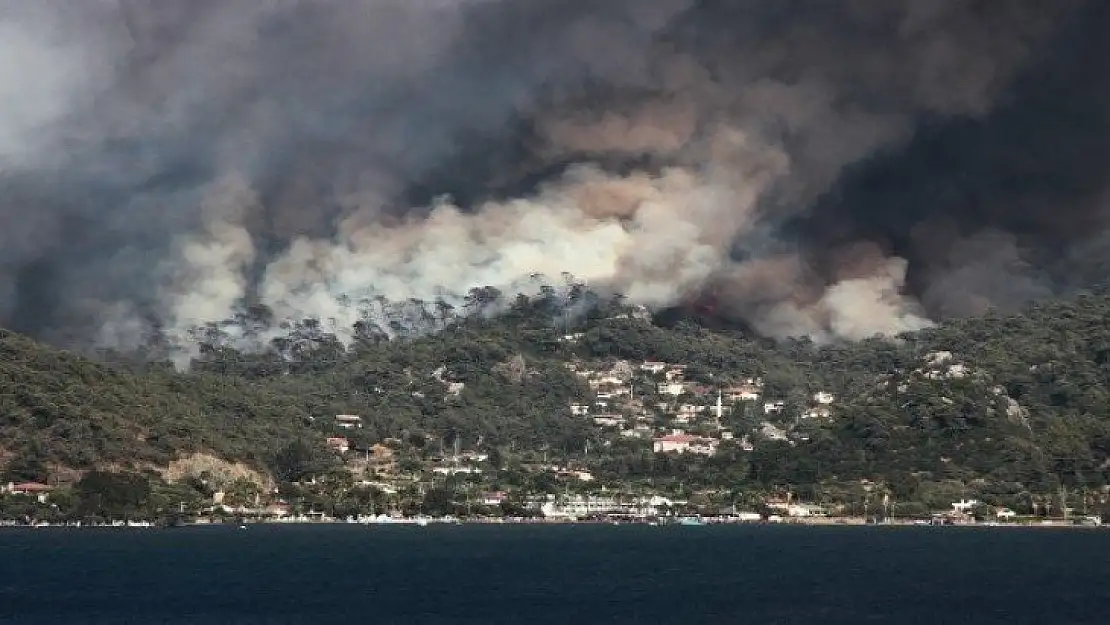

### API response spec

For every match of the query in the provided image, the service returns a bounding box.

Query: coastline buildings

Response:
[538,495,673,519]
[3,482,54,503]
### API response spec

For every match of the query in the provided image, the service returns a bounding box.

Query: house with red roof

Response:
[4,482,54,503]
[326,437,350,454]
[652,433,719,456]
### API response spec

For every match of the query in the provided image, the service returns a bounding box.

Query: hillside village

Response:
[564,358,812,452]
[267,350,1072,524]
[263,357,845,522]
[4,292,1110,526]
[10,348,1097,528]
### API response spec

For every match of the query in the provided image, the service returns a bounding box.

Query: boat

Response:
[678,517,706,526]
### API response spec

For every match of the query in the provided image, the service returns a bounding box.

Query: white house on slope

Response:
[653,434,719,456]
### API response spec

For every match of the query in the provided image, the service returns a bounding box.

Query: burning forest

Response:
[0,0,1108,366]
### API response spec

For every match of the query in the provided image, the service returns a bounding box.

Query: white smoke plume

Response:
[821,258,933,341]
[230,0,1058,347]
[255,129,787,344]
[0,0,1104,361]
[163,175,259,364]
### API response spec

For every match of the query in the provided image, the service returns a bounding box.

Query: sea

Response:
[2,524,1108,625]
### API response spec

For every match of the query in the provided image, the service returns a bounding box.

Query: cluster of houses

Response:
[564,359,840,456]
[8,474,1096,527]
[537,494,682,519]
[5,407,1102,527]
[323,414,605,490]
[334,354,842,467]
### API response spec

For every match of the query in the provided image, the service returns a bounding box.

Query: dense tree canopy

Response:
[3,288,1110,510]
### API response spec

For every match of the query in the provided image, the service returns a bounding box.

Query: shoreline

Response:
[2,516,1103,530]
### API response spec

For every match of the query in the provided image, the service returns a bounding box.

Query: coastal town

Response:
[2,353,1105,528]
[2,478,1102,528]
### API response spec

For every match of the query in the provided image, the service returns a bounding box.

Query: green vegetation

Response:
[3,288,1110,521]
[0,328,314,476]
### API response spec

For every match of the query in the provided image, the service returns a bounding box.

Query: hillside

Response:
[4,291,1110,517]
[0,329,314,479]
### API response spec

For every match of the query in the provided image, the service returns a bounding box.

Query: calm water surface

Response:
[2,524,1108,624]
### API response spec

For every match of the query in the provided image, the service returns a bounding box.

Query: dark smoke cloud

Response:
[790,0,1110,320]
[0,0,1105,361]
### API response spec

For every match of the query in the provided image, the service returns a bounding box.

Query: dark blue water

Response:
[2,524,1108,624]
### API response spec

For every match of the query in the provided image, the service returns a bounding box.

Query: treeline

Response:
[0,470,206,525]
[0,328,314,478]
[3,286,1110,509]
[0,289,614,481]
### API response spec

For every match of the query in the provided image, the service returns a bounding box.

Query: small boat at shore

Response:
[678,517,706,526]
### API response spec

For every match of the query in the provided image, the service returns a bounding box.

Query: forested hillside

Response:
[0,329,313,477]
[4,289,1110,512]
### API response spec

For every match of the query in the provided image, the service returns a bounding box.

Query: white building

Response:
[952,499,980,514]
[592,374,627,387]
[596,387,631,399]
[432,467,482,476]
[334,414,363,429]
[481,492,508,506]
[765,502,827,518]
[559,470,594,482]
[803,406,832,420]
[653,433,719,456]
[760,422,789,441]
[621,425,654,439]
[593,414,625,427]
[540,496,658,519]
[658,382,687,396]
[326,437,350,454]
[664,366,687,382]
[678,404,706,417]
[725,385,761,402]
[4,482,53,503]
[813,391,835,405]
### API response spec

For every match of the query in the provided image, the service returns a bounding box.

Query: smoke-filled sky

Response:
[0,0,1107,354]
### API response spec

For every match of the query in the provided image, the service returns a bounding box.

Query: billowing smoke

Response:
[0,0,1106,359]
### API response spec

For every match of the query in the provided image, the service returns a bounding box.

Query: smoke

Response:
[0,0,1106,359]
[157,174,259,365]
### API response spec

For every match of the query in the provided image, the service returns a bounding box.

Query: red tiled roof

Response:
[12,483,53,492]
[655,434,702,443]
